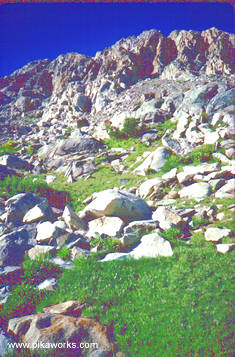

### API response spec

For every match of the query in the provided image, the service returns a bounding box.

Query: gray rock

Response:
[36,221,69,243]
[219,139,235,149]
[134,147,170,176]
[177,162,220,184]
[6,193,47,222]
[0,228,29,265]
[179,182,211,199]
[207,88,235,116]
[75,94,91,112]
[62,204,86,231]
[216,244,235,254]
[37,278,57,291]
[8,312,112,355]
[129,232,173,259]
[42,300,86,316]
[55,136,104,156]
[152,206,188,231]
[0,154,31,171]
[50,257,75,269]
[162,168,177,181]
[87,216,125,239]
[225,148,235,159]
[45,175,56,184]
[138,177,163,199]
[100,252,130,262]
[70,247,90,261]
[140,131,159,144]
[59,232,90,250]
[120,220,159,247]
[28,245,56,260]
[213,152,233,164]
[0,286,10,304]
[23,202,54,224]
[215,178,235,198]
[0,328,16,356]
[162,134,195,156]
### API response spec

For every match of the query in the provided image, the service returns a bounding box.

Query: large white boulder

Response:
[101,231,173,261]
[80,189,151,223]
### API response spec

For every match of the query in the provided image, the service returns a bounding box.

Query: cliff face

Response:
[0,27,234,130]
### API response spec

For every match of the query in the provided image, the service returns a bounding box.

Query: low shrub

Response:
[107,117,144,139]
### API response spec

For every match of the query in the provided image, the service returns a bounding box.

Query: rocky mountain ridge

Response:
[0,27,234,141]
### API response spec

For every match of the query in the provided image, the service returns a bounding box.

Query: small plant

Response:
[25,145,37,154]
[151,119,177,139]
[107,117,144,139]
[0,282,45,328]
[57,245,71,260]
[159,154,184,174]
[90,235,121,253]
[161,227,182,242]
[187,144,216,165]
[192,216,210,229]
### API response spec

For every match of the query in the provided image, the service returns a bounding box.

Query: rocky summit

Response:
[0,27,234,356]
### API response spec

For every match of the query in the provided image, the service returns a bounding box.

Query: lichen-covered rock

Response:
[8,312,113,355]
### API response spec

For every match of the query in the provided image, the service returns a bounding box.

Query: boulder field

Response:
[0,26,234,356]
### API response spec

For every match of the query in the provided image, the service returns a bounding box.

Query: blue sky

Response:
[0,2,234,77]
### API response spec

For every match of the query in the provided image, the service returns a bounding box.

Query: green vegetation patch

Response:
[106,117,144,139]
[34,245,234,356]
[0,175,48,199]
[0,140,20,156]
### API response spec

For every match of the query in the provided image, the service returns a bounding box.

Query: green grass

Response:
[90,235,122,255]
[31,245,234,356]
[0,175,48,199]
[0,256,61,328]
[153,119,177,139]
[57,245,71,260]
[192,216,210,230]
[106,117,144,139]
